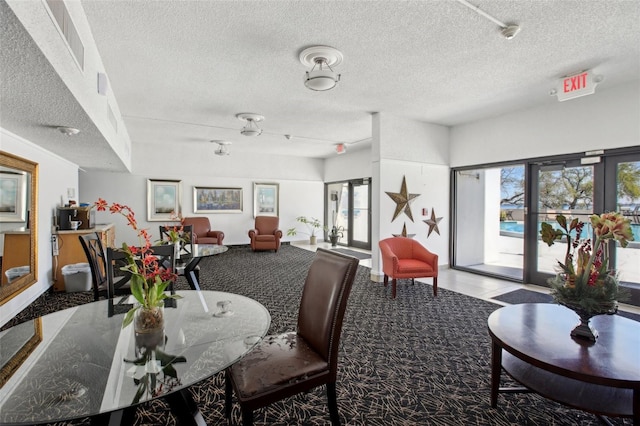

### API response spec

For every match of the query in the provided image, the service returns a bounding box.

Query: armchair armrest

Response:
[379,243,399,275]
[248,229,258,238]
[413,244,438,271]
[206,230,224,245]
[274,229,283,239]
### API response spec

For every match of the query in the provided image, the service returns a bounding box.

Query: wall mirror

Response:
[0,151,38,306]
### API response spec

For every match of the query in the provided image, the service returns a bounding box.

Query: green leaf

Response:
[122,306,138,329]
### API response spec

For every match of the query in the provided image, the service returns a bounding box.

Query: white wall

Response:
[0,128,79,327]
[80,172,324,246]
[371,113,451,279]
[324,149,371,183]
[450,82,640,167]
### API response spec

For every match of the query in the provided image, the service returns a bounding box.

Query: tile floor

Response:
[291,240,640,315]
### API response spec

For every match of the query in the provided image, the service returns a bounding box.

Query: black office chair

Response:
[225,248,359,425]
[79,232,131,301]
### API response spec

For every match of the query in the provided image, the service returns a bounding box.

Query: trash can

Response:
[5,265,30,283]
[62,263,92,292]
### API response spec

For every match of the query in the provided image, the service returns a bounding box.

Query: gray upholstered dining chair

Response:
[225,248,359,425]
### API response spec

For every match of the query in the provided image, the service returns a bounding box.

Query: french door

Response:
[325,179,371,250]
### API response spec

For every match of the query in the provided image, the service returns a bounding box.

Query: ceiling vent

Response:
[45,0,85,70]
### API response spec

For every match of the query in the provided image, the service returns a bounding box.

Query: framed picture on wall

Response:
[194,186,243,213]
[0,171,27,222]
[253,182,279,217]
[147,179,182,221]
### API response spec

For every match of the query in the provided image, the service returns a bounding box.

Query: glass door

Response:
[528,160,595,284]
[607,154,640,286]
[325,179,371,250]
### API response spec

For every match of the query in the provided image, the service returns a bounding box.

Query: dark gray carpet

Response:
[331,248,371,260]
[4,246,634,425]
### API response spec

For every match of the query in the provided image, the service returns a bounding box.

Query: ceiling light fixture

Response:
[236,113,264,136]
[299,46,343,91]
[456,0,521,40]
[57,126,80,136]
[211,140,232,156]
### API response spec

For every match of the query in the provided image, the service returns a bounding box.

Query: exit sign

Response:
[555,70,600,102]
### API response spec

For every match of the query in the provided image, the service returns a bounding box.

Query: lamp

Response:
[236,113,264,136]
[299,46,343,91]
[57,126,80,136]
[212,140,231,156]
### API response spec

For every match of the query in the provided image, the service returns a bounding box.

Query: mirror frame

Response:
[0,151,38,306]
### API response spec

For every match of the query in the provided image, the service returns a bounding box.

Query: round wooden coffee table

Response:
[488,303,639,423]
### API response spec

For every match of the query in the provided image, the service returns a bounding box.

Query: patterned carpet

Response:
[4,245,633,425]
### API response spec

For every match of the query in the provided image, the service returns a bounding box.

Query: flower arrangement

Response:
[95,199,182,328]
[286,216,323,237]
[540,211,634,314]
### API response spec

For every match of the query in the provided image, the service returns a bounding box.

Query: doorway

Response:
[326,179,371,250]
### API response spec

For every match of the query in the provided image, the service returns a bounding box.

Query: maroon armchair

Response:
[182,217,224,245]
[378,237,438,298]
[248,216,282,252]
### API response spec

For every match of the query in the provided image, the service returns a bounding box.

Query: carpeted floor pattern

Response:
[3,246,633,425]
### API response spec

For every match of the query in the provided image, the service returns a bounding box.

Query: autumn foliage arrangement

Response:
[95,198,181,328]
[540,212,634,314]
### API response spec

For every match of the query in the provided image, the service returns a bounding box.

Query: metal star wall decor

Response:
[385,176,420,222]
[424,208,443,237]
[392,222,415,238]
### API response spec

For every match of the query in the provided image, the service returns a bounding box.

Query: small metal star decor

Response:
[385,176,420,222]
[392,223,416,238]
[424,208,443,237]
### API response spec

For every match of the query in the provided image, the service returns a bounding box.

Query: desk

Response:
[182,244,228,291]
[0,291,270,425]
[488,303,640,424]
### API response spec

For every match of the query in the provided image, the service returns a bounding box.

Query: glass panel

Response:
[615,160,640,284]
[454,166,524,280]
[352,182,369,245]
[536,165,593,275]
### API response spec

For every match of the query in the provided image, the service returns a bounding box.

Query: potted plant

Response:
[328,226,344,247]
[95,199,182,331]
[540,211,633,340]
[287,216,323,245]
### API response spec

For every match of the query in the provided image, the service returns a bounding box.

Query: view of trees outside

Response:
[618,162,640,208]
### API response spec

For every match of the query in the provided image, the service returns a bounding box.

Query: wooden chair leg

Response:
[383,274,388,287]
[433,277,438,296]
[392,278,397,299]
[327,382,340,425]
[241,407,254,426]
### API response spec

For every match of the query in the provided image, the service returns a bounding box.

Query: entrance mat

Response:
[492,289,552,304]
[331,248,371,260]
[493,289,640,322]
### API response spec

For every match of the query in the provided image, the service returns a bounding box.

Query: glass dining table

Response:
[0,291,270,425]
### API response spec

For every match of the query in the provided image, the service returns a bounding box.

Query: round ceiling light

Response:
[211,140,232,156]
[299,46,343,91]
[500,24,521,40]
[57,126,80,136]
[236,113,264,136]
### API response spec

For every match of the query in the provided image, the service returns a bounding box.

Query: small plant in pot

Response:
[287,216,323,245]
[328,226,344,247]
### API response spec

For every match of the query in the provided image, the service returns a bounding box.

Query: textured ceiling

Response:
[2,0,639,170]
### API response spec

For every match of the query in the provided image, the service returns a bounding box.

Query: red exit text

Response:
[563,72,588,93]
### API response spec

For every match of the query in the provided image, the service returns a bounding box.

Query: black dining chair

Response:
[158,224,198,282]
[224,248,359,425]
[79,232,131,301]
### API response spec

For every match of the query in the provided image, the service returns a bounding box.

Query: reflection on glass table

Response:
[0,291,270,425]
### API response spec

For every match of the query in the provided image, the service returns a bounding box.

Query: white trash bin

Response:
[5,265,30,283]
[62,263,92,292]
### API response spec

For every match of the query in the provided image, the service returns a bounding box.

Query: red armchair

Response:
[182,217,224,245]
[378,237,438,298]
[249,216,283,252]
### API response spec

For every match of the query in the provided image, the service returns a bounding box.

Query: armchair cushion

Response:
[182,217,224,245]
